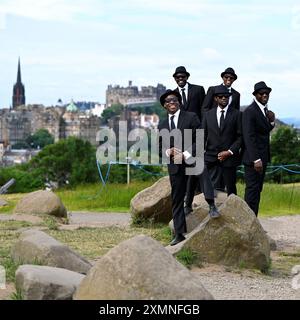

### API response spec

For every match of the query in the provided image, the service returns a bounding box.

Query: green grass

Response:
[1,181,300,217]
[176,248,200,268]
[237,182,300,217]
[47,224,172,259]
[55,181,154,212]
[0,221,34,283]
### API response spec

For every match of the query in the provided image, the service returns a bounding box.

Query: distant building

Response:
[106,80,166,107]
[12,58,26,109]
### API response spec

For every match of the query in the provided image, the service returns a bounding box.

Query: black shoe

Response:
[184,206,193,216]
[170,234,186,246]
[209,204,220,219]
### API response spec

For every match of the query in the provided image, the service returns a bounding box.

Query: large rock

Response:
[168,195,271,271]
[169,191,228,234]
[14,190,67,218]
[16,265,85,300]
[130,176,172,223]
[11,229,91,274]
[74,235,213,300]
[193,191,228,209]
[169,206,208,235]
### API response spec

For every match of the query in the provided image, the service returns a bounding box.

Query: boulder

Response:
[130,176,172,223]
[11,229,91,274]
[169,191,228,234]
[169,206,208,235]
[193,191,228,210]
[168,195,271,271]
[16,265,85,300]
[74,235,213,300]
[14,190,67,218]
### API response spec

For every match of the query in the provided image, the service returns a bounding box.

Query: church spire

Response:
[17,57,22,83]
[12,58,26,109]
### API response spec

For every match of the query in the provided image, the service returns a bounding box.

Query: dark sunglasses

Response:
[257,90,270,96]
[216,95,230,99]
[223,75,235,80]
[175,75,187,79]
[165,98,179,103]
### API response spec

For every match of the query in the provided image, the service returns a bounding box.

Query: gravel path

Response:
[191,215,300,300]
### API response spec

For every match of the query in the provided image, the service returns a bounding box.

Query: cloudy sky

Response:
[0,0,299,118]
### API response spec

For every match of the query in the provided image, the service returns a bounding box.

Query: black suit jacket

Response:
[202,84,240,112]
[203,107,242,167]
[175,83,206,122]
[242,101,274,166]
[158,111,201,175]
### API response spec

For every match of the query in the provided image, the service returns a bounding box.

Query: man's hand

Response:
[218,150,231,162]
[166,147,181,157]
[266,110,275,122]
[254,160,263,173]
[173,152,184,164]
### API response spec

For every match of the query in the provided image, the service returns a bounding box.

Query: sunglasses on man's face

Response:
[216,95,230,99]
[165,98,179,104]
[257,91,270,96]
[223,75,235,80]
[175,75,187,80]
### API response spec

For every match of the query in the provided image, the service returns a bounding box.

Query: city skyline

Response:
[0,0,300,117]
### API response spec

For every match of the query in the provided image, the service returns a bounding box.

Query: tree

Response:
[29,137,98,187]
[270,126,300,183]
[26,129,55,149]
[271,126,300,165]
[101,103,124,124]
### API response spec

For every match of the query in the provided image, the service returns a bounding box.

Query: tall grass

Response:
[1,180,299,216]
[55,181,155,212]
[237,182,300,217]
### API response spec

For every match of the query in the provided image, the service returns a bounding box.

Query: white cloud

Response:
[201,48,222,61]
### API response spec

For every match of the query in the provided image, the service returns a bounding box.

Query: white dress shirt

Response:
[216,105,233,155]
[166,109,191,159]
[178,84,188,103]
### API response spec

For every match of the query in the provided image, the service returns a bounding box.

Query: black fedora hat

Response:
[214,85,232,97]
[252,81,272,95]
[160,89,182,106]
[173,66,190,77]
[221,67,238,80]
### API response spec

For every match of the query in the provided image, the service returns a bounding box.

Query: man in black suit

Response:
[242,81,275,216]
[173,66,206,122]
[158,90,219,246]
[202,67,240,112]
[202,67,240,192]
[173,66,206,214]
[203,85,242,196]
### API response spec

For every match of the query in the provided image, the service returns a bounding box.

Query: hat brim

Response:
[252,87,272,95]
[221,71,237,80]
[160,90,182,106]
[173,71,190,78]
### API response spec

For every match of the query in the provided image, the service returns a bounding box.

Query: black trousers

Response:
[244,164,267,216]
[185,166,215,208]
[206,161,238,196]
[169,167,188,235]
[208,165,226,192]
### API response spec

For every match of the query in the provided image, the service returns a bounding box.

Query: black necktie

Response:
[220,110,225,131]
[264,106,268,117]
[181,88,187,108]
[170,115,175,150]
[170,115,175,130]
